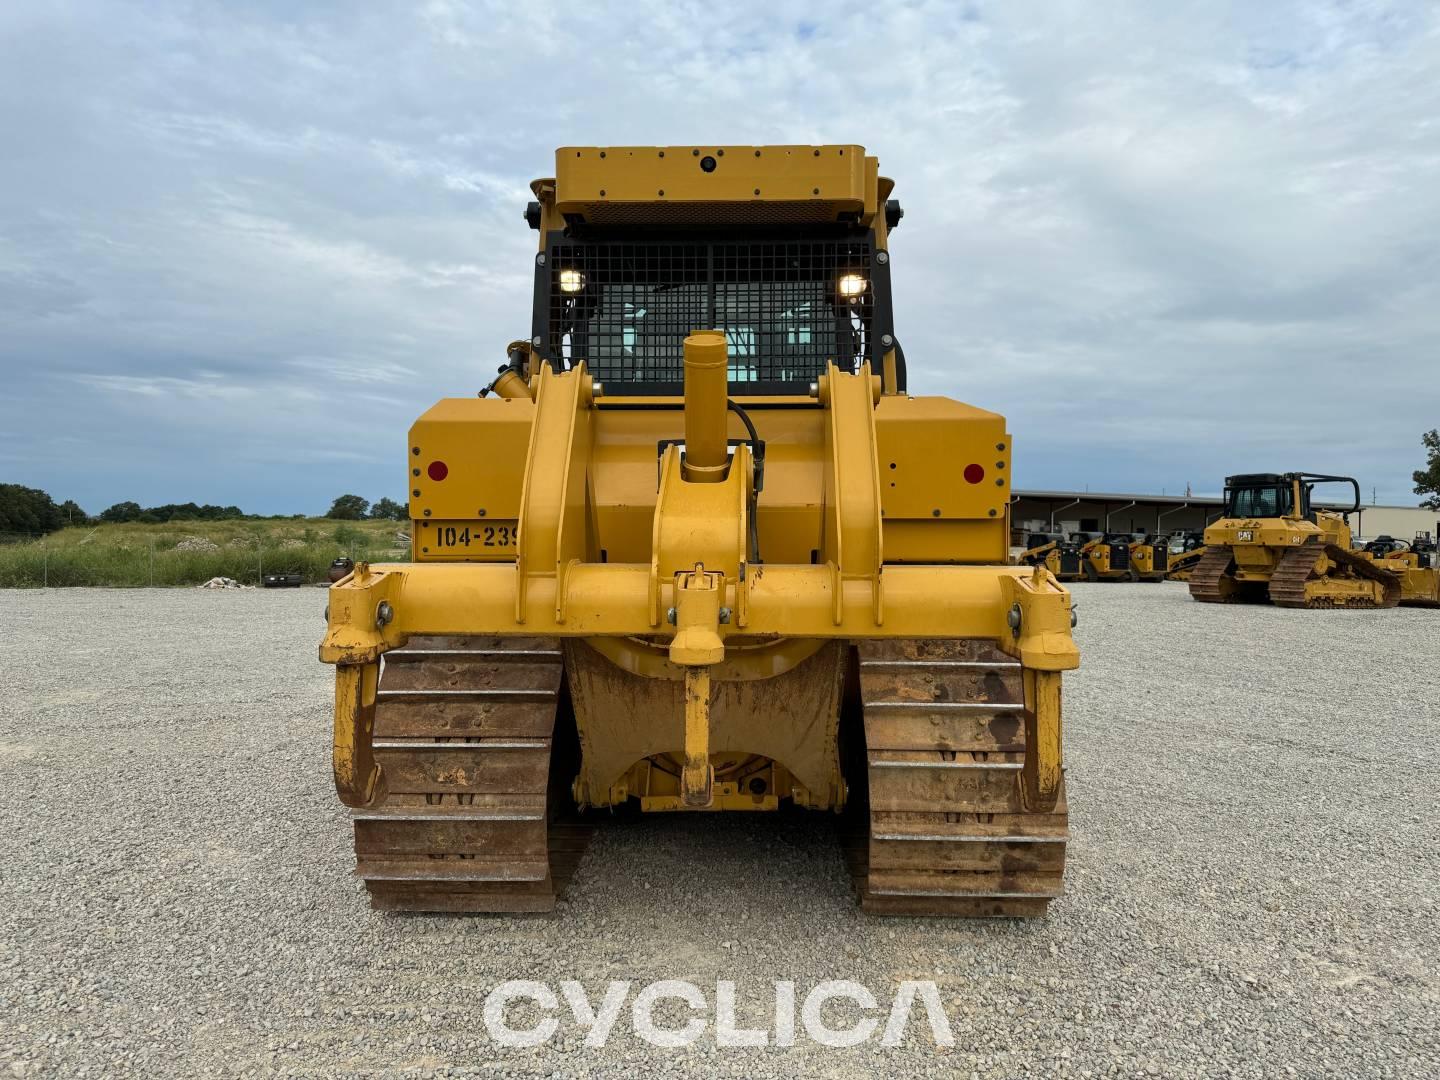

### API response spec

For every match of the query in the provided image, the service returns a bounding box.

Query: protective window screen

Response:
[546,237,873,386]
[1228,486,1291,518]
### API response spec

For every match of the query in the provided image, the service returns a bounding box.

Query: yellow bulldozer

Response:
[1189,472,1401,607]
[319,145,1079,917]
[1355,535,1440,608]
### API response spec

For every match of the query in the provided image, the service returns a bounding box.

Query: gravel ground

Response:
[1,584,1436,1078]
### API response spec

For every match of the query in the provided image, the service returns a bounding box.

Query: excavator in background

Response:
[1190,473,1400,608]
[319,145,1078,918]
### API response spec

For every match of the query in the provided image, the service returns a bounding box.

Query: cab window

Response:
[1227,485,1291,518]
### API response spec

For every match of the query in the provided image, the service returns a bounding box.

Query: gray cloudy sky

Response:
[2,0,1437,514]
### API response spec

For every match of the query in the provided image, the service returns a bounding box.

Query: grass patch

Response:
[0,518,408,588]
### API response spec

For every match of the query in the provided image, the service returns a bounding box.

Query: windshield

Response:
[541,234,875,390]
[1226,484,1292,518]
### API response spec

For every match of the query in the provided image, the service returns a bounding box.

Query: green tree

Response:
[327,494,370,520]
[1416,429,1440,510]
[369,497,406,521]
[58,500,88,526]
[0,484,64,535]
[100,501,143,523]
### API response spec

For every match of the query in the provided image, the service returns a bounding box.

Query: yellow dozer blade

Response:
[320,145,1079,916]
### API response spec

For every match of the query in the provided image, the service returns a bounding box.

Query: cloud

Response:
[0,0,1436,514]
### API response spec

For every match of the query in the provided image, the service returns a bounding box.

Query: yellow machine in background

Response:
[1356,535,1440,608]
[320,145,1078,918]
[1020,534,1087,582]
[1017,532,1061,573]
[1127,535,1167,582]
[1190,473,1400,608]
[1164,531,1206,581]
[1017,532,1059,566]
[1053,537,1086,581]
[1076,533,1132,581]
[1028,531,1164,583]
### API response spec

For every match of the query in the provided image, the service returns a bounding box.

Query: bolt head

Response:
[718,607,732,624]
[881,333,894,348]
[666,606,678,625]
[376,601,394,628]
[531,335,542,347]
[1006,603,1022,633]
[536,253,546,265]
[876,250,889,264]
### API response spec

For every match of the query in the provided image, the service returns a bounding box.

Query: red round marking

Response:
[963,463,985,484]
[427,460,449,482]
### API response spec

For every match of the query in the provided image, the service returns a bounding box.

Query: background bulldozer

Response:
[1355,535,1440,607]
[1190,473,1401,608]
[319,145,1079,918]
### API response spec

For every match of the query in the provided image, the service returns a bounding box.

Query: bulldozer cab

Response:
[524,148,901,396]
[534,230,880,394]
[1222,472,1360,524]
[1223,474,1298,519]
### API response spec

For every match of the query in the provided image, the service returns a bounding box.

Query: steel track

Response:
[844,639,1067,917]
[351,636,593,913]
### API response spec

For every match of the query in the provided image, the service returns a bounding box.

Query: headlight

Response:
[837,273,867,299]
[558,268,586,293]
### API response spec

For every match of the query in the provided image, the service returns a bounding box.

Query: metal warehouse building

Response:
[1012,490,1439,543]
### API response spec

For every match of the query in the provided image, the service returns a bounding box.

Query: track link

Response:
[352,636,591,913]
[848,640,1067,917]
[1268,542,1401,609]
[1188,545,1237,603]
